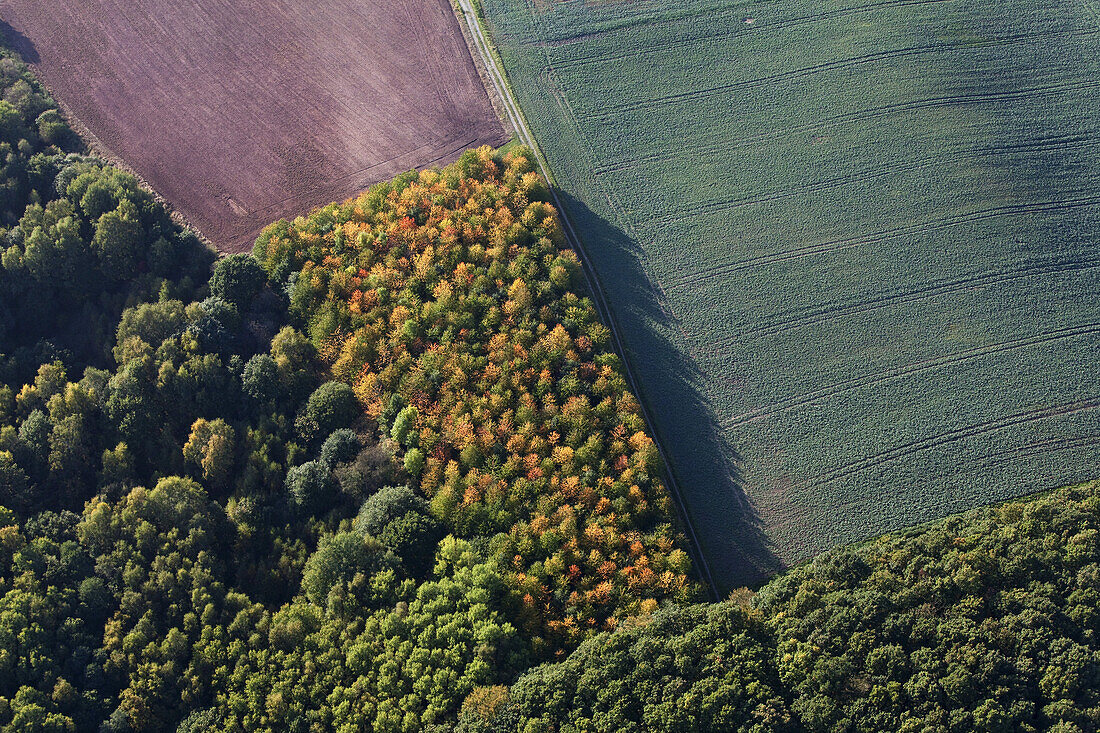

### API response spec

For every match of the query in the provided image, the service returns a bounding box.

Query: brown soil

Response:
[0,0,507,252]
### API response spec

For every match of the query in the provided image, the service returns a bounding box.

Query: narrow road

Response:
[454,0,721,601]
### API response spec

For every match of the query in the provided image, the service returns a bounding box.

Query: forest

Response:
[0,45,697,730]
[463,479,1100,732]
[2,40,1100,733]
[252,143,700,651]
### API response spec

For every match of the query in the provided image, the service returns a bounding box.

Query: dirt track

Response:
[0,0,507,251]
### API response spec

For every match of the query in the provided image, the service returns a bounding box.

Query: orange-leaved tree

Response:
[255,146,701,653]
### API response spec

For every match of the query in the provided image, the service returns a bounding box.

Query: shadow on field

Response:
[556,191,780,594]
[0,20,39,63]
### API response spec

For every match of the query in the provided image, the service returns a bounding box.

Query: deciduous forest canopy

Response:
[463,481,1100,733]
[0,47,700,729]
[1,15,1099,733]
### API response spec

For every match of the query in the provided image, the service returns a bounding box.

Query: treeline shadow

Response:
[555,191,781,593]
[0,19,39,63]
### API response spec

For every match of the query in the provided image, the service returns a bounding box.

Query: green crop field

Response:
[478,0,1100,588]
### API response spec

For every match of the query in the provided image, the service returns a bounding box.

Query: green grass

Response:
[479,0,1100,589]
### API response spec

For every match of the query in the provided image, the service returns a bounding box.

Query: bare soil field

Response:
[0,0,507,251]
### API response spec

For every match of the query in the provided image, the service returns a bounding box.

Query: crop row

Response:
[483,0,1100,582]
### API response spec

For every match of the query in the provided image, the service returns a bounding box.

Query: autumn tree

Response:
[182,418,236,491]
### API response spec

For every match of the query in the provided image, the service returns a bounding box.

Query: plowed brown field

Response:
[0,0,507,251]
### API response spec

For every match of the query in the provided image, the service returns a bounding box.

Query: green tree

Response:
[100,442,135,487]
[402,447,425,477]
[0,451,30,510]
[377,510,442,578]
[300,530,398,609]
[354,485,426,537]
[319,428,359,467]
[209,253,266,308]
[35,109,71,147]
[241,353,278,406]
[113,300,186,362]
[389,405,418,447]
[91,199,144,275]
[76,477,234,729]
[296,381,357,446]
[47,413,92,500]
[285,460,335,513]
